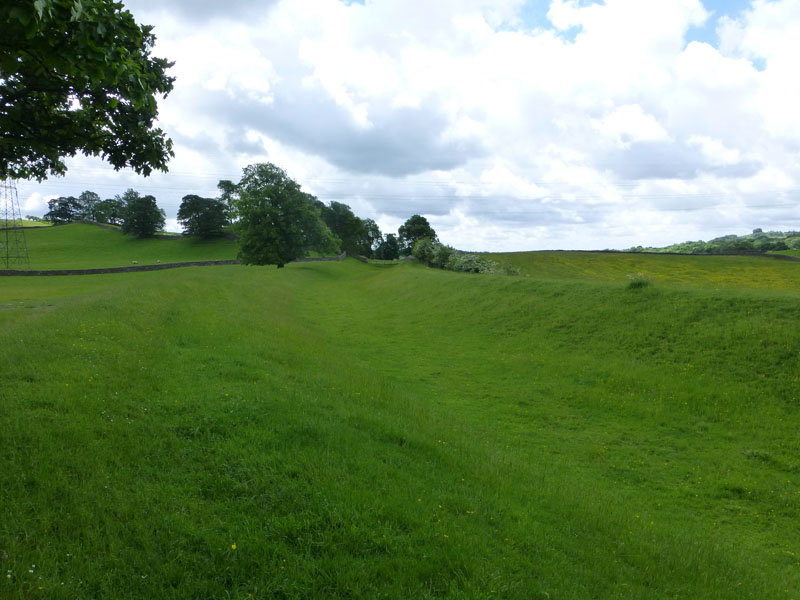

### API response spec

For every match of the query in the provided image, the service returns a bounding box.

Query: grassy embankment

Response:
[1,230,799,599]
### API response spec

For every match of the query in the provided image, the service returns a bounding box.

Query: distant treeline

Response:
[627,229,800,254]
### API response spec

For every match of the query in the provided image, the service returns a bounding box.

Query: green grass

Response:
[1,233,799,598]
[771,249,800,258]
[485,250,800,291]
[2,219,53,228]
[20,223,237,269]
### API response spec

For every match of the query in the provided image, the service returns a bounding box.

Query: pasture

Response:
[17,223,237,269]
[1,231,799,598]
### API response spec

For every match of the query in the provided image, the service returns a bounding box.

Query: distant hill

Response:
[627,229,800,254]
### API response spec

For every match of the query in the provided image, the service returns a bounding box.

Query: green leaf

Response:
[71,0,84,21]
[33,0,47,19]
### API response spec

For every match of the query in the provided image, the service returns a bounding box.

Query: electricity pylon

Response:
[1,179,30,270]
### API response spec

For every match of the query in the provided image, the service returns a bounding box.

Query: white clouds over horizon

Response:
[17,0,800,250]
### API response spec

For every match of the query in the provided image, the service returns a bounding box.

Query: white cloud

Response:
[593,105,671,148]
[719,0,800,139]
[687,135,742,167]
[20,192,55,216]
[14,0,800,248]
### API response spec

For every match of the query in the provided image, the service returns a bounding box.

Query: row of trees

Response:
[629,228,800,254]
[43,189,165,238]
[174,162,441,266]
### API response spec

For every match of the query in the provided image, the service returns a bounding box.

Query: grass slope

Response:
[1,246,799,598]
[2,220,52,228]
[20,223,237,269]
[487,250,800,291]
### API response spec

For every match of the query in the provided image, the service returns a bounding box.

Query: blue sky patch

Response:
[513,0,756,46]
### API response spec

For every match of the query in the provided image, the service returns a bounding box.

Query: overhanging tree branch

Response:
[0,0,175,181]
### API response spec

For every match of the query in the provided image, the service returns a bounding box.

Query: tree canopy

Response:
[94,196,125,225]
[0,0,175,181]
[234,163,338,268]
[120,189,165,238]
[77,190,101,221]
[178,194,229,238]
[398,214,437,256]
[375,233,400,260]
[320,201,382,257]
[43,196,81,224]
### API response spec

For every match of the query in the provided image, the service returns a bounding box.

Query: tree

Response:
[0,0,174,181]
[177,194,228,238]
[234,163,338,268]
[320,201,380,256]
[432,243,455,268]
[398,214,437,256]
[121,189,165,238]
[217,179,237,221]
[77,190,101,221]
[412,238,436,264]
[375,233,400,260]
[412,238,455,268]
[94,197,125,225]
[43,196,81,224]
[360,218,383,257]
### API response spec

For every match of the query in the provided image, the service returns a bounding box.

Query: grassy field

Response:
[772,249,800,259]
[1,220,53,228]
[485,250,800,292]
[18,223,237,269]
[1,233,799,599]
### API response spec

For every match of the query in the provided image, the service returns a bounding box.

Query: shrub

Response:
[411,238,436,264]
[431,243,455,269]
[627,272,652,289]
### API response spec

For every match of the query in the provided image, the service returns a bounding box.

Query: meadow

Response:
[4,220,52,228]
[17,223,237,269]
[1,229,799,599]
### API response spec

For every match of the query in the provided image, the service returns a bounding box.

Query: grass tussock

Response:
[627,272,652,289]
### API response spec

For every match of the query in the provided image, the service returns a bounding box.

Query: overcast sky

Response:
[17,0,800,250]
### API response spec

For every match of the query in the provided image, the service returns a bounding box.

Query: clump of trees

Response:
[120,190,165,238]
[367,214,436,261]
[398,214,438,256]
[411,238,520,275]
[42,196,83,225]
[219,174,518,274]
[628,229,800,254]
[42,188,166,238]
[211,163,432,266]
[318,201,382,257]
[374,233,400,260]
